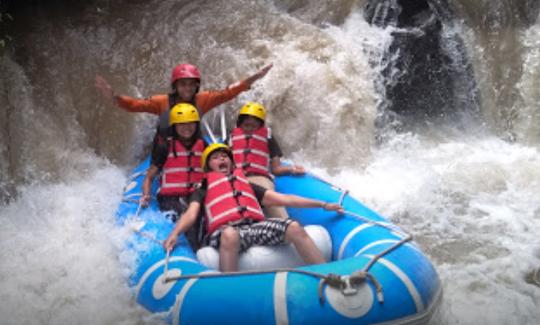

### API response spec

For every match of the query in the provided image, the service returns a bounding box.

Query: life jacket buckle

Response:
[237,206,247,212]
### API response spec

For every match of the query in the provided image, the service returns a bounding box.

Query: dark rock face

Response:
[365,0,479,123]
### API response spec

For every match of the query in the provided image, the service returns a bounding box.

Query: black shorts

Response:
[157,195,189,221]
[207,218,293,252]
[158,195,204,250]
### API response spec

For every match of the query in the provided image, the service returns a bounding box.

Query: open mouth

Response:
[218,162,228,171]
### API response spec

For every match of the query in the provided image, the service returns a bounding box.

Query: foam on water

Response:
[1,1,540,324]
[0,150,161,324]
[321,131,540,325]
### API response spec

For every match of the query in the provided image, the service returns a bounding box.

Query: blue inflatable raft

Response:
[117,158,442,325]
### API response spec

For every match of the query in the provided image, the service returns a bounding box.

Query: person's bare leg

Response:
[219,226,241,272]
[285,221,325,264]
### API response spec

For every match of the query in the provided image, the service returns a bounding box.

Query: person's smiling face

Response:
[174,122,197,140]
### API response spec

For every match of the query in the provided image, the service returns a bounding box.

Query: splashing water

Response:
[1,1,539,324]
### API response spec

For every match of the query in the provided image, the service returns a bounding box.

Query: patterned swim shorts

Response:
[207,218,294,252]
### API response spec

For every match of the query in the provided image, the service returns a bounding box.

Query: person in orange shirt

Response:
[95,62,272,120]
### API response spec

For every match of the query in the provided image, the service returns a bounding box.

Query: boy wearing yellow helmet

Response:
[140,103,206,246]
[163,144,343,272]
[230,102,305,219]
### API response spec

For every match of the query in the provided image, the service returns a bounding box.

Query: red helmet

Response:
[171,63,201,85]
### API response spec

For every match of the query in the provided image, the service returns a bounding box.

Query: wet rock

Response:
[524,268,540,287]
[365,0,479,123]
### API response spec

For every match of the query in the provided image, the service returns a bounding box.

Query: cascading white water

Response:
[0,1,539,324]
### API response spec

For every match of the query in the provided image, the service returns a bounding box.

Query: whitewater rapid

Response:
[1,1,539,324]
[328,132,540,325]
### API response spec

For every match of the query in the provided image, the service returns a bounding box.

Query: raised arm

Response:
[95,75,166,115]
[261,190,343,213]
[196,63,274,114]
[163,201,201,251]
[244,63,273,87]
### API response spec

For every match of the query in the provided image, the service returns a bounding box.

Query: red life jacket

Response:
[159,138,205,196]
[204,168,265,234]
[231,127,271,177]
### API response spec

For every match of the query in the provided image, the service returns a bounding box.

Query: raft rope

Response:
[342,209,412,272]
[161,204,412,305]
[162,263,384,305]
[132,228,163,246]
[125,177,413,306]
[125,201,164,245]
[164,248,171,283]
[337,189,349,206]
[124,201,386,303]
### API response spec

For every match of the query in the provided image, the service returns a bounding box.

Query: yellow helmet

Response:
[201,143,231,169]
[239,102,266,121]
[169,103,200,126]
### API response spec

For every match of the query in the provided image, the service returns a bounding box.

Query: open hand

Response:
[95,75,115,101]
[257,63,273,78]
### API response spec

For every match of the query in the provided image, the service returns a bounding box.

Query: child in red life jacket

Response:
[140,103,205,228]
[163,143,343,272]
[230,102,305,219]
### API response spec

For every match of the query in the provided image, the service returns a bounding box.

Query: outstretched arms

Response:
[95,75,167,114]
[261,190,343,213]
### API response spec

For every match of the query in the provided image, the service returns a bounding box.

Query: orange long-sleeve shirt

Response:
[114,80,250,116]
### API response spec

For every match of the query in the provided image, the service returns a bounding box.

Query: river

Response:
[0,1,539,324]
